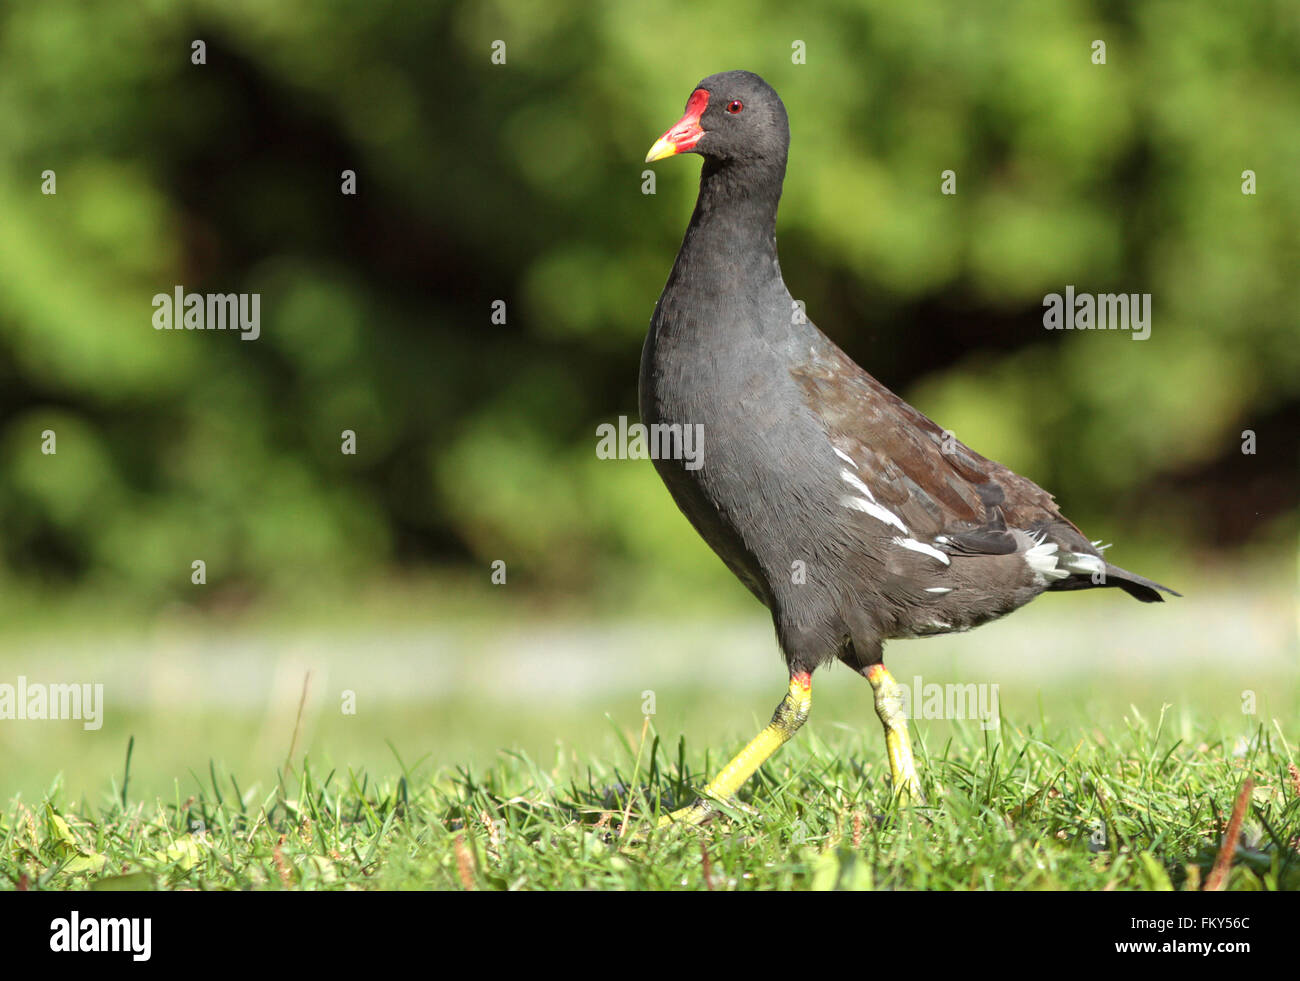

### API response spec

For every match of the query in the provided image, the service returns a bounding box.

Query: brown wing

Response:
[790,343,1093,553]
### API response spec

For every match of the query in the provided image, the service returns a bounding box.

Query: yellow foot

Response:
[868,664,927,807]
[616,799,714,846]
[886,744,926,806]
[654,794,764,829]
[656,799,716,829]
[653,673,811,832]
[891,773,926,807]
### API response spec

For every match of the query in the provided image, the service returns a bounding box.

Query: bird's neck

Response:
[675,158,786,274]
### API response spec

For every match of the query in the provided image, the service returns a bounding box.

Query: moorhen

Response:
[641,70,1176,826]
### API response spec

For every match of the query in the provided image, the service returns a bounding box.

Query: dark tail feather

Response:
[1048,562,1181,603]
[1107,563,1180,602]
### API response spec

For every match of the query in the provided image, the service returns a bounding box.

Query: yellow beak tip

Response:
[645,139,678,163]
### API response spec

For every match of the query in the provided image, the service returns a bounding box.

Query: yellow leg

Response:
[865,664,924,804]
[659,673,812,828]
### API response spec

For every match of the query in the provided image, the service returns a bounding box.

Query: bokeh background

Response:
[0,1,1295,802]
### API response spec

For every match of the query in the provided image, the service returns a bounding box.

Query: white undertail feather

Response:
[1060,552,1106,576]
[1023,540,1069,582]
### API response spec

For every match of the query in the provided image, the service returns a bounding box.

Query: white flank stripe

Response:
[892,536,951,566]
[839,468,877,501]
[925,586,953,594]
[833,448,858,468]
[840,496,909,533]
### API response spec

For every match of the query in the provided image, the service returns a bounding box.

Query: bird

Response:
[640,70,1178,827]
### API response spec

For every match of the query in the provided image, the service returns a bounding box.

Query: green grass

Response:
[3,709,1296,891]
[2,568,1293,889]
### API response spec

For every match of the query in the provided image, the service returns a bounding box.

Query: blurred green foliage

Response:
[0,0,1295,608]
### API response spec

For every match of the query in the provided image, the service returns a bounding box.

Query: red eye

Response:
[726,100,744,114]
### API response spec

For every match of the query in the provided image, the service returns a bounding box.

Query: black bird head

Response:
[645,70,789,174]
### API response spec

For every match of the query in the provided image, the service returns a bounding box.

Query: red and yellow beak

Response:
[645,89,709,162]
